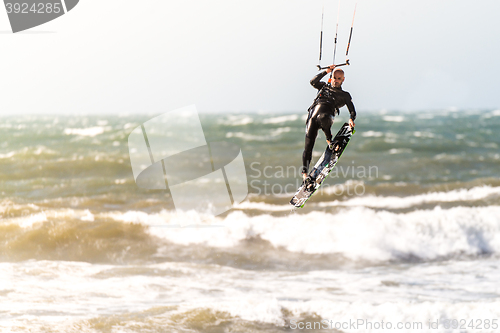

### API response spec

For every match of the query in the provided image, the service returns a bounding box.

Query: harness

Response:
[306,84,339,125]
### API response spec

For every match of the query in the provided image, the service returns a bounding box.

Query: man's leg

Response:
[318,112,334,147]
[302,119,319,180]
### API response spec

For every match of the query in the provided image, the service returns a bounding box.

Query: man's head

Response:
[332,68,345,88]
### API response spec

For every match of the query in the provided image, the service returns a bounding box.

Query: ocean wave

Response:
[225,127,291,141]
[412,131,436,138]
[225,132,267,141]
[234,201,292,212]
[388,148,412,154]
[270,127,291,136]
[3,258,500,332]
[106,205,500,263]
[382,116,405,122]
[64,126,111,137]
[361,131,384,137]
[0,200,43,222]
[4,296,500,333]
[0,146,59,159]
[482,110,500,118]
[218,115,254,126]
[320,185,500,209]
[0,151,15,159]
[0,209,157,263]
[3,198,500,265]
[417,113,435,119]
[262,115,299,124]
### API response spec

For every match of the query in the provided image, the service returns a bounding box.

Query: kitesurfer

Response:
[302,65,356,181]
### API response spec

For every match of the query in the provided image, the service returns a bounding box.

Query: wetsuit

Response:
[302,71,356,174]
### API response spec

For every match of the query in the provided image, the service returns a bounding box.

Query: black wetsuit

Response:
[302,71,356,173]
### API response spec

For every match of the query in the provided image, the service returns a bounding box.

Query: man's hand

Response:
[326,64,336,73]
[349,119,355,129]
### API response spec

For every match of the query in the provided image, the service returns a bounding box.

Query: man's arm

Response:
[310,71,328,90]
[345,95,356,128]
[310,65,336,89]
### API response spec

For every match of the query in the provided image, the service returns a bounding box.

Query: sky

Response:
[1,0,499,115]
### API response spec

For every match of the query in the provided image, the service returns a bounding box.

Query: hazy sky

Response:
[1,0,499,115]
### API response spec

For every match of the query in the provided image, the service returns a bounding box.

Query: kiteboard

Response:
[290,122,354,208]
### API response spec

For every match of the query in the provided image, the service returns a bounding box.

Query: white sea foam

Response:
[321,186,500,209]
[270,127,291,136]
[262,114,299,124]
[218,115,254,126]
[123,122,139,130]
[5,211,48,228]
[361,131,384,137]
[80,209,95,222]
[252,206,500,261]
[225,127,291,141]
[234,201,292,212]
[4,208,104,228]
[433,153,463,161]
[106,204,500,262]
[64,126,110,137]
[382,115,405,122]
[417,113,435,119]
[0,151,15,159]
[2,258,500,332]
[0,146,58,159]
[11,186,498,264]
[225,132,266,141]
[413,131,435,138]
[388,148,412,154]
[482,109,500,118]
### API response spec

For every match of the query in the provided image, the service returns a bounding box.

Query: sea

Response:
[1,109,500,332]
